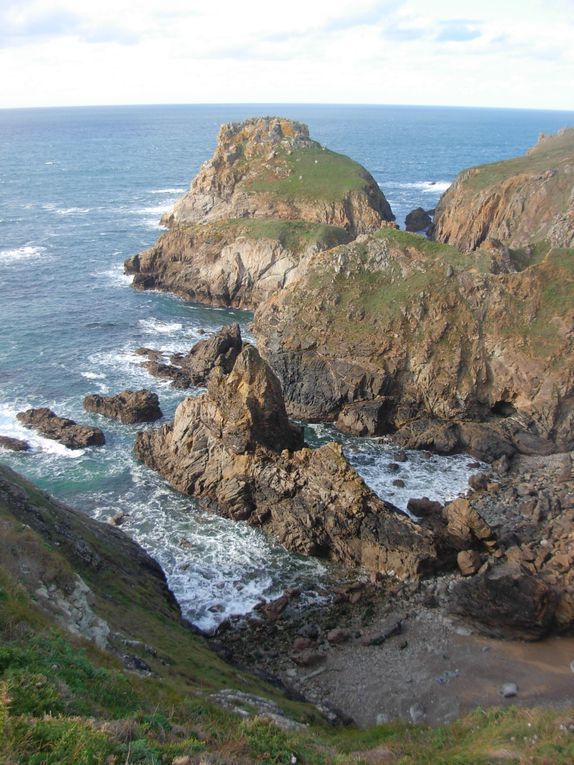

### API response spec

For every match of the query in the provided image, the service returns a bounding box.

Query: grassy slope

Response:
[200,218,352,255]
[463,128,574,192]
[1,463,573,764]
[244,143,373,203]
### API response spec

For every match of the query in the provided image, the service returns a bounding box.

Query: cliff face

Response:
[125,218,351,309]
[432,128,574,253]
[125,117,394,308]
[253,229,574,456]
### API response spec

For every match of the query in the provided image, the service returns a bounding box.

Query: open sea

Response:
[1,104,572,631]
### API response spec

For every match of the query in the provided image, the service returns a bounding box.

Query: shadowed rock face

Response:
[125,117,395,309]
[432,128,574,252]
[135,345,439,579]
[16,408,105,449]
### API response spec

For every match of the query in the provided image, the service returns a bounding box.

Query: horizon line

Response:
[1,101,573,114]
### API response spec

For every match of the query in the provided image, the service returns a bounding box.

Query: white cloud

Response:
[0,0,572,110]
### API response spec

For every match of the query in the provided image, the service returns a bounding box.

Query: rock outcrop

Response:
[16,408,105,449]
[125,117,395,308]
[83,389,162,424]
[135,323,244,389]
[432,128,574,253]
[445,451,574,638]
[405,207,432,233]
[253,229,574,458]
[135,344,439,579]
[0,435,30,451]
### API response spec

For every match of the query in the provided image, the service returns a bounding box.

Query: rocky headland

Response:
[432,127,574,252]
[124,117,395,308]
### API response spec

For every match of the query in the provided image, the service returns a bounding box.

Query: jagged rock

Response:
[171,323,243,385]
[405,207,432,233]
[135,345,439,579]
[16,408,105,449]
[449,562,557,640]
[0,435,30,451]
[457,549,482,576]
[335,398,392,436]
[125,117,394,308]
[406,497,443,518]
[432,128,574,252]
[442,498,495,551]
[83,390,162,424]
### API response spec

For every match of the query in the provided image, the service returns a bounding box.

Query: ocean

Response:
[1,103,572,631]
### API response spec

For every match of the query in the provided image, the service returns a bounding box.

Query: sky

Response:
[0,0,573,110]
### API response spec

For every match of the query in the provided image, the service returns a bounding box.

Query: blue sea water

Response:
[0,104,572,630]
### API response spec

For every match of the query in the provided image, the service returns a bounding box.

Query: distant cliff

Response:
[432,128,574,254]
[125,117,394,308]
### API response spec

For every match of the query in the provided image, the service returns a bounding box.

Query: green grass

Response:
[213,217,351,253]
[1,464,574,764]
[245,143,373,202]
[458,127,574,192]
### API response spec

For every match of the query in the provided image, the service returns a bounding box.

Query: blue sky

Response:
[0,0,572,109]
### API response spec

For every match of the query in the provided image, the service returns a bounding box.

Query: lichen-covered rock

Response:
[432,128,574,253]
[16,408,105,449]
[135,345,439,579]
[125,117,395,309]
[83,389,162,424]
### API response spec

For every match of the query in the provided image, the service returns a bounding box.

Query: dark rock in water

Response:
[16,408,105,449]
[137,324,243,390]
[405,207,432,233]
[407,497,443,517]
[335,397,392,436]
[135,344,440,579]
[448,562,557,640]
[83,389,162,424]
[174,322,243,386]
[0,435,30,451]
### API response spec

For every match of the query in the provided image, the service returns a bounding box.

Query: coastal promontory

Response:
[125,117,395,308]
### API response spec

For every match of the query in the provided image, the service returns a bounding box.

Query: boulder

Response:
[405,207,432,233]
[0,435,30,451]
[335,398,392,436]
[457,549,482,576]
[135,345,440,579]
[83,390,162,424]
[16,408,105,449]
[448,562,557,640]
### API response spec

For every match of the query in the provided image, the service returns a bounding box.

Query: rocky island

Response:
[124,117,395,308]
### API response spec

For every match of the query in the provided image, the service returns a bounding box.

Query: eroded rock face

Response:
[253,230,574,457]
[125,117,394,309]
[135,345,439,579]
[16,408,105,449]
[83,390,162,424]
[444,451,574,638]
[432,128,574,252]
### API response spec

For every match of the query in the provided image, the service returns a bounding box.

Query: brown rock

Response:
[449,562,557,640]
[468,472,490,491]
[0,435,30,451]
[16,408,105,449]
[326,628,351,644]
[135,345,439,579]
[83,390,162,424]
[443,498,494,550]
[457,549,482,576]
[335,398,392,436]
[405,207,432,233]
[406,497,443,517]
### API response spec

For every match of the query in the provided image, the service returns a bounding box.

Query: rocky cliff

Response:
[432,128,574,254]
[125,117,394,308]
[253,229,574,457]
[134,342,439,579]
